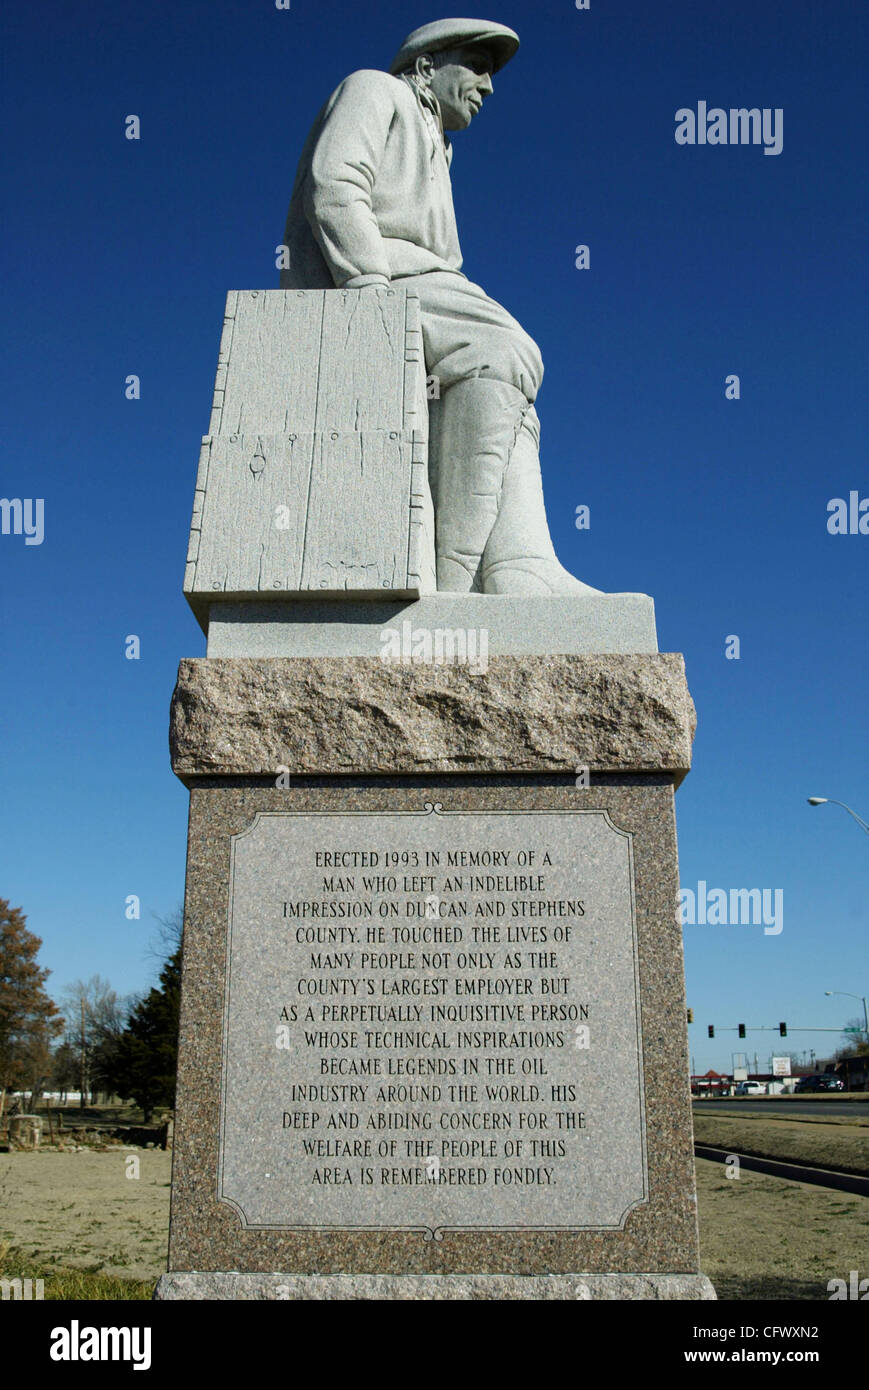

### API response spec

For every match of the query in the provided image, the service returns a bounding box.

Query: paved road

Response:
[693,1099,869,1118]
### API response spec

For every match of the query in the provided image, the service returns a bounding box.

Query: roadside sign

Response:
[772,1056,791,1076]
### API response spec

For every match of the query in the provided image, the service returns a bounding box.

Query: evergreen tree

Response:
[50,1039,80,1101]
[109,950,181,1122]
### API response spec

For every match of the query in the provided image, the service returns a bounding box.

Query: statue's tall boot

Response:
[432,377,529,592]
[481,405,600,595]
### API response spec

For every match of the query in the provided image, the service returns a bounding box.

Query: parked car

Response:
[734,1081,766,1095]
[794,1074,845,1092]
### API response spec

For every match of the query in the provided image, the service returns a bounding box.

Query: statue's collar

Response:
[402,74,451,161]
[412,78,441,125]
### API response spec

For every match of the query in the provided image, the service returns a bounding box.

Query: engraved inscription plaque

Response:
[218,805,647,1236]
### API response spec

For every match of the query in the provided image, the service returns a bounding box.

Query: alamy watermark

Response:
[380,621,489,676]
[679,881,783,936]
[1,1277,44,1301]
[827,1271,868,1300]
[1,498,44,545]
[675,102,783,156]
[827,491,868,535]
[50,1323,151,1369]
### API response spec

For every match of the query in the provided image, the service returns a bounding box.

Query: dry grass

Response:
[695,1158,868,1299]
[692,1112,869,1177]
[0,1240,153,1300]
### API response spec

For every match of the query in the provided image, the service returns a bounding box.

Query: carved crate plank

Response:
[314,290,407,432]
[218,292,324,435]
[299,431,412,592]
[192,434,313,594]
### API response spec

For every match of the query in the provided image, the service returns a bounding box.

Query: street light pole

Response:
[807,797,869,835]
[825,990,869,1042]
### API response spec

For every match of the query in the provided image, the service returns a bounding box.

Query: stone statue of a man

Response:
[280,18,594,596]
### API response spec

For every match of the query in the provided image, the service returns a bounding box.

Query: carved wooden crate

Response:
[184,288,435,625]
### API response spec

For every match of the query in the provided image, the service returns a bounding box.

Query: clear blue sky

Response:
[1,0,866,1071]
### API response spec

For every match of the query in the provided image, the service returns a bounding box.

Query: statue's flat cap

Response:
[389,18,520,75]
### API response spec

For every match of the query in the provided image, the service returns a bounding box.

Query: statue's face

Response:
[420,47,494,130]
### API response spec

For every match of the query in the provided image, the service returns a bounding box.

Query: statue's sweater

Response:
[280,70,465,289]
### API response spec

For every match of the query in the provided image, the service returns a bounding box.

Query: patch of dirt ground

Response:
[0,1148,171,1282]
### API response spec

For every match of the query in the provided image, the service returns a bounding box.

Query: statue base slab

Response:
[204,593,657,658]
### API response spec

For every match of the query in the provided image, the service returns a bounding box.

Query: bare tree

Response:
[836,1016,869,1058]
[147,905,184,963]
[59,976,127,1108]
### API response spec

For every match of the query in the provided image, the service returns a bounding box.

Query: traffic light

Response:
[708,1025,714,1038]
[738,1023,746,1038]
[779,1021,787,1037]
[687,1008,694,1023]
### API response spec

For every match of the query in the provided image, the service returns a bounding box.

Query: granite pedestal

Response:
[155,653,714,1299]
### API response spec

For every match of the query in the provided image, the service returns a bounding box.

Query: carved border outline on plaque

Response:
[217,803,649,1238]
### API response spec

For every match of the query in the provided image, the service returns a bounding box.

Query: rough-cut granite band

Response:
[170,654,695,781]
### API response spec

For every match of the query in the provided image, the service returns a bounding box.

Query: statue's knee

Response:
[506,331,543,399]
[479,337,542,400]
[524,336,544,393]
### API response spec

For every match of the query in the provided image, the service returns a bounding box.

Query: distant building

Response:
[691,1070,731,1096]
[834,1055,868,1092]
